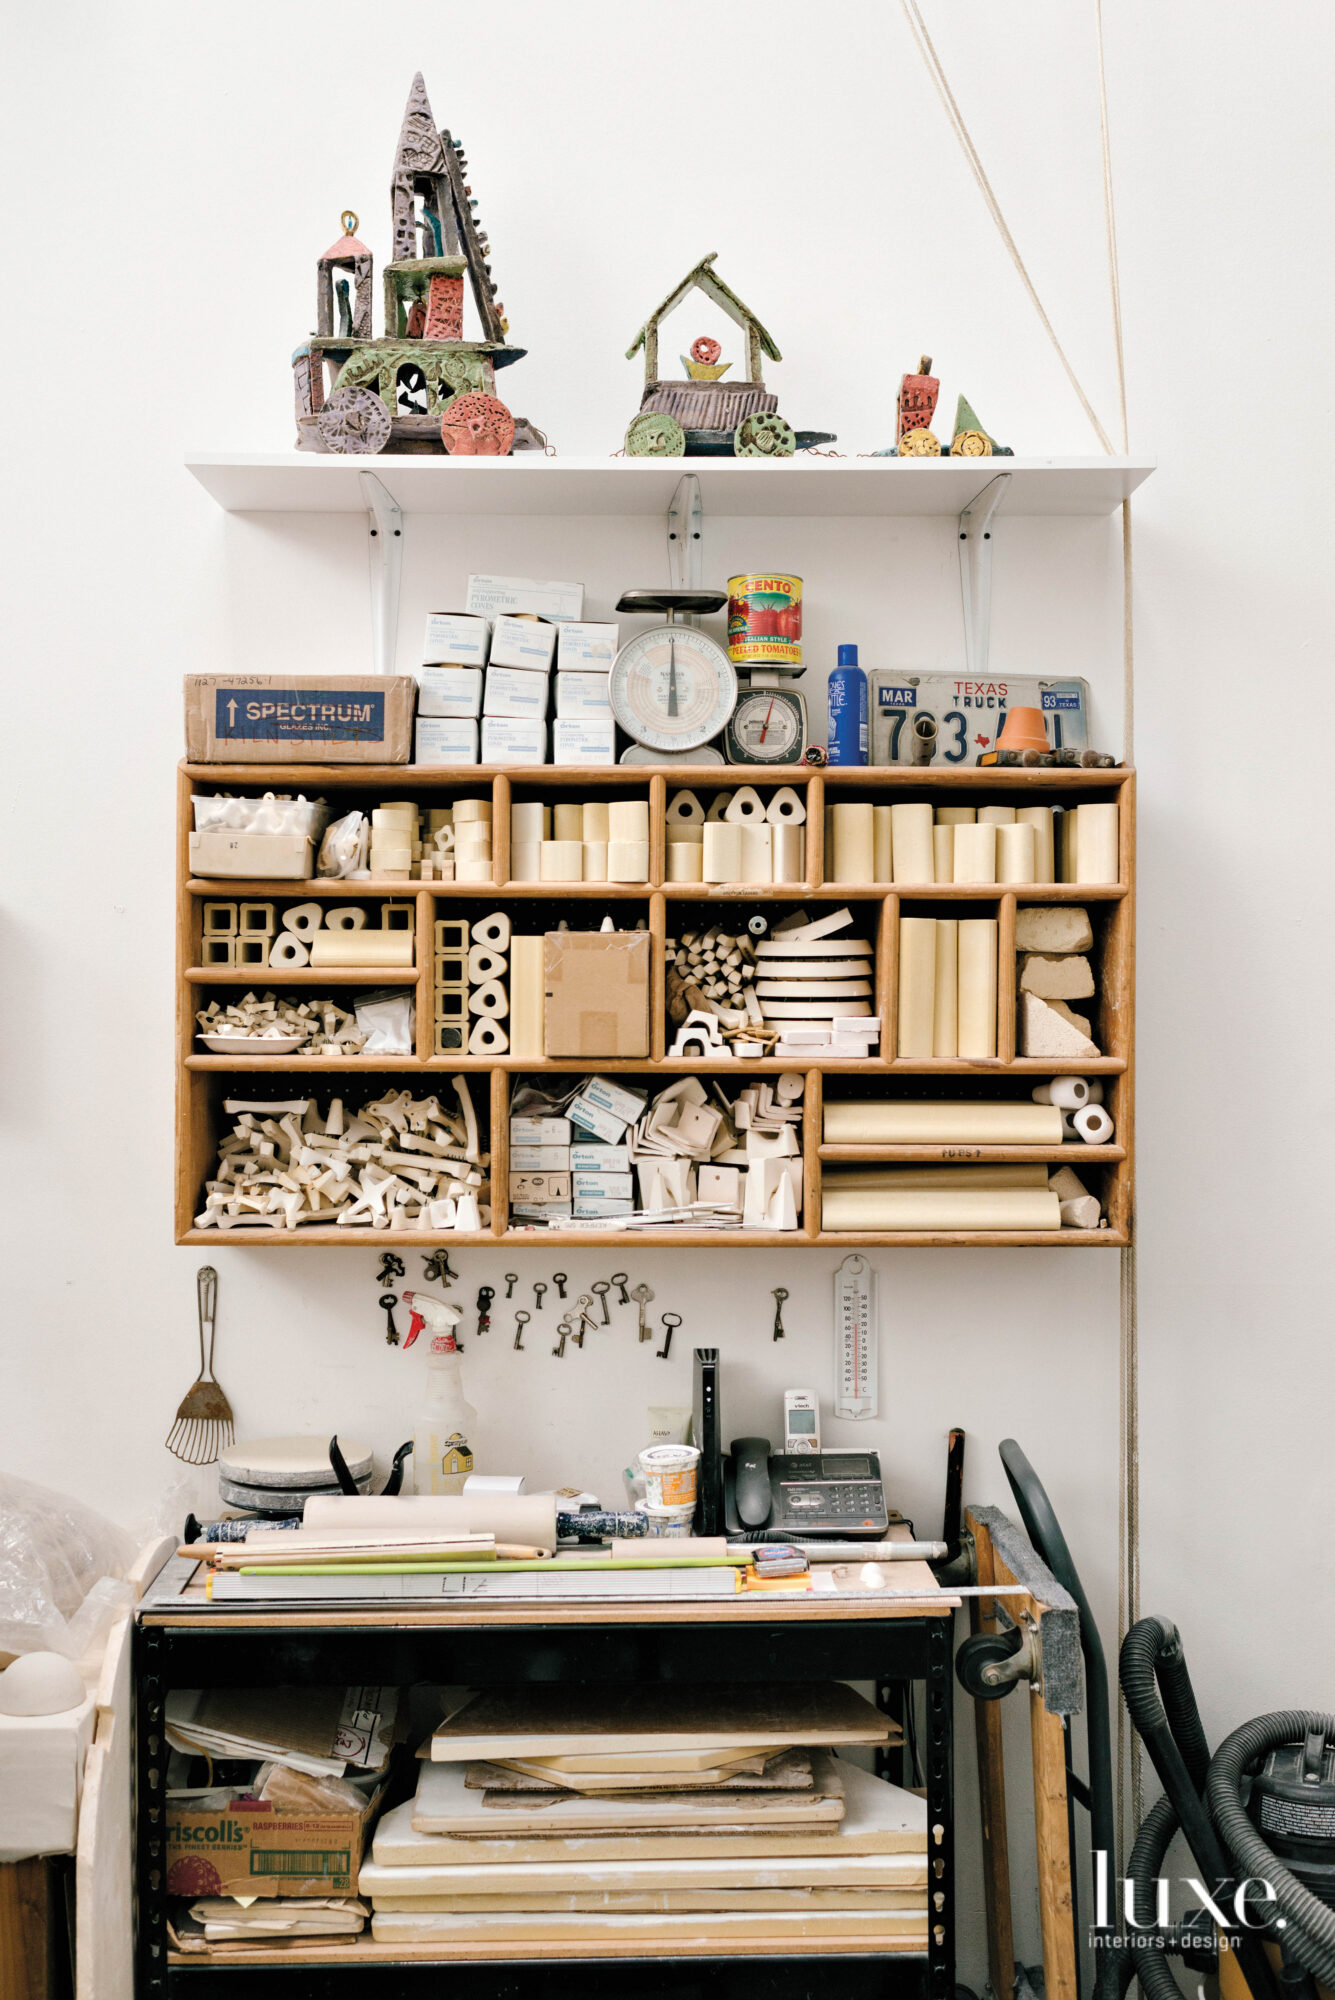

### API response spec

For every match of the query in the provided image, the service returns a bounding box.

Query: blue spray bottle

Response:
[827,644,868,765]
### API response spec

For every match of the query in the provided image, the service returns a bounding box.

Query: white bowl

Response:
[199,1034,308,1055]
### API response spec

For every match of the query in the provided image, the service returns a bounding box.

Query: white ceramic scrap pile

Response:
[195,1080,488,1233]
[195,993,368,1054]
[628,1075,804,1231]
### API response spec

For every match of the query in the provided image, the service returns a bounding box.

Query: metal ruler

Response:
[833,1254,877,1419]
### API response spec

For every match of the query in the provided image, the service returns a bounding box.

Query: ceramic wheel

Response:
[625,411,686,457]
[951,429,992,457]
[898,426,942,457]
[439,391,515,456]
[316,385,392,455]
[734,412,796,458]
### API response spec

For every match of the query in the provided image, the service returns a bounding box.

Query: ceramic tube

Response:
[607,841,649,882]
[1073,1103,1115,1144]
[309,933,413,967]
[666,842,705,883]
[935,805,977,826]
[957,918,998,1059]
[823,1100,1064,1144]
[1075,803,1119,884]
[890,803,935,883]
[268,932,310,968]
[932,919,958,1059]
[510,842,541,883]
[953,823,997,884]
[511,801,548,844]
[896,918,937,1058]
[1058,808,1078,882]
[608,799,650,843]
[1016,806,1055,883]
[1032,1077,1090,1109]
[831,804,874,884]
[873,806,893,883]
[538,841,583,883]
[509,936,545,1058]
[739,824,774,884]
[582,800,610,842]
[703,823,743,883]
[581,842,608,882]
[773,823,804,884]
[932,824,954,883]
[978,805,1017,826]
[821,1186,1062,1232]
[553,803,583,842]
[996,822,1037,884]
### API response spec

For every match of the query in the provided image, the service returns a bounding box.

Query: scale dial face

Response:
[724,688,808,764]
[609,624,738,753]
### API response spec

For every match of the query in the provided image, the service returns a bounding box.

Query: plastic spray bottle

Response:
[827,643,868,764]
[401,1290,477,1496]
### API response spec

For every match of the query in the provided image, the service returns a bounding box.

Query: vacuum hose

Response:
[1207,1712,1335,1989]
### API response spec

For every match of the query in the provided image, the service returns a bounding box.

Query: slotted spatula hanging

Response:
[166,1266,235,1464]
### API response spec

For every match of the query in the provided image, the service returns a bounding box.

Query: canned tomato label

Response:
[727,574,802,668]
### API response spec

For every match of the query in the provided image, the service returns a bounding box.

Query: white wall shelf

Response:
[185,453,1154,519]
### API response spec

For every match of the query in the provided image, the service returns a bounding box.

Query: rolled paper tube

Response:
[510,843,541,882]
[553,803,583,842]
[468,1019,509,1054]
[581,842,608,882]
[607,841,649,882]
[702,822,742,883]
[468,978,508,1019]
[511,802,548,843]
[452,799,492,822]
[1073,1103,1115,1144]
[666,842,704,883]
[830,1164,1050,1190]
[978,805,1017,826]
[268,931,310,968]
[1032,1077,1090,1108]
[821,1187,1062,1232]
[1016,806,1055,883]
[932,825,954,883]
[1075,803,1119,884]
[309,932,413,967]
[608,799,650,843]
[996,822,1037,884]
[952,823,997,884]
[935,805,977,826]
[739,824,774,884]
[828,804,873,884]
[508,935,545,1058]
[324,907,368,931]
[890,803,935,882]
[455,858,493,884]
[539,841,583,883]
[872,806,893,883]
[582,800,610,842]
[468,945,508,983]
[665,823,705,845]
[471,912,511,948]
[822,1101,1064,1144]
[303,1490,559,1552]
[773,822,804,883]
[932,919,958,1058]
[896,918,937,1057]
[957,918,998,1058]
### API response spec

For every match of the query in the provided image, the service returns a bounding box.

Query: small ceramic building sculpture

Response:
[292,74,543,455]
[874,358,1013,459]
[624,253,834,458]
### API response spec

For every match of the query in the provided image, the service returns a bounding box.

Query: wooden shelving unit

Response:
[176,760,1134,1249]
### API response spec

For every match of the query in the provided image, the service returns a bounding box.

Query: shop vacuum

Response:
[1118,1615,1335,2000]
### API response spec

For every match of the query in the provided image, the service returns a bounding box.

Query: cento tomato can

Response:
[727,574,802,668]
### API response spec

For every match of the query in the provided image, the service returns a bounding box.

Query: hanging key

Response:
[377,1252,405,1285]
[657,1312,681,1361]
[771,1287,788,1340]
[533,1282,547,1312]
[503,1273,518,1299]
[590,1280,611,1324]
[553,1318,573,1359]
[513,1310,530,1351]
[573,1295,597,1347]
[552,1272,569,1300]
[632,1282,656,1342]
[475,1285,494,1336]
[422,1248,456,1286]
[379,1293,401,1345]
[611,1272,631,1306]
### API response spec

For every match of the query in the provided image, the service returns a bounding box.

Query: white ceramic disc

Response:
[221,1435,374,1488]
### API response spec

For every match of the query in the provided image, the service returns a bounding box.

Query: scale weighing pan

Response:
[616,590,727,618]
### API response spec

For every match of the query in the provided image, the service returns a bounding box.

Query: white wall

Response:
[5,2,1334,1982]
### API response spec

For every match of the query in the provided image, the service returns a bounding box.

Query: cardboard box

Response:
[165,1789,380,1900]
[569,1144,630,1174]
[510,1117,572,1146]
[489,616,557,673]
[573,1195,636,1218]
[555,672,614,719]
[581,1074,649,1124]
[415,717,479,765]
[423,612,490,667]
[552,719,617,766]
[466,575,584,623]
[483,664,550,720]
[185,676,415,765]
[544,936,651,1058]
[573,1171,635,1200]
[481,717,547,765]
[413,665,483,718]
[509,1171,572,1202]
[188,831,314,879]
[511,1201,573,1220]
[557,622,619,671]
[510,1145,572,1172]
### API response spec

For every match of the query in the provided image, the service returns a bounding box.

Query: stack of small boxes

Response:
[435,912,511,1056]
[509,1077,645,1225]
[510,798,649,883]
[412,578,621,768]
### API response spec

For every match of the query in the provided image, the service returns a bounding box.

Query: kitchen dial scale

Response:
[612,590,808,762]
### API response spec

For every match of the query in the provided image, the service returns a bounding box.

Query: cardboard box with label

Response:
[488,616,557,673]
[480,717,547,765]
[466,575,584,623]
[165,1792,380,1900]
[552,718,616,766]
[556,622,619,671]
[413,665,484,718]
[483,664,550,720]
[543,933,651,1058]
[185,676,416,765]
[415,718,480,765]
[188,831,314,879]
[422,612,490,667]
[555,673,614,719]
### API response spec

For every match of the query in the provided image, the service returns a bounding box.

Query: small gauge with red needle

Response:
[723,686,809,764]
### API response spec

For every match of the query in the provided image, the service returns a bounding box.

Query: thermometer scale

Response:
[833,1254,878,1419]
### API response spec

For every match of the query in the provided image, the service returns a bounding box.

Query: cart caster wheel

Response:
[955,1629,1024,1700]
[734,411,796,457]
[317,386,391,454]
[625,411,685,457]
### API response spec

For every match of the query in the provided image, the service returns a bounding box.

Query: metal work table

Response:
[136,1554,958,2000]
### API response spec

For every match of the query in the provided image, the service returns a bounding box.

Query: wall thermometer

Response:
[833,1254,878,1419]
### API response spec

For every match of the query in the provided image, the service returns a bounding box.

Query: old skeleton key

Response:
[573,1295,597,1347]
[658,1312,681,1360]
[553,1317,574,1359]
[590,1280,612,1324]
[772,1287,788,1341]
[552,1272,569,1300]
[533,1282,547,1312]
[632,1282,656,1342]
[421,1248,455,1286]
[377,1252,405,1285]
[503,1273,518,1299]
[611,1272,630,1307]
[475,1285,494,1336]
[379,1293,401,1345]
[513,1310,530,1351]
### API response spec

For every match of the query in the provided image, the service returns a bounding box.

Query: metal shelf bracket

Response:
[361,470,403,676]
[958,471,1011,678]
[667,473,704,612]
